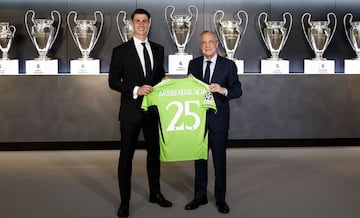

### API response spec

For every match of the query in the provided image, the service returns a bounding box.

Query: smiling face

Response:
[131,13,151,41]
[200,31,218,60]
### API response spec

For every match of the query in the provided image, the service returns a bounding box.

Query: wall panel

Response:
[1,1,360,144]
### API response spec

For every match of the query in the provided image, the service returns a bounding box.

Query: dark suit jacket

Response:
[108,39,165,123]
[188,55,242,132]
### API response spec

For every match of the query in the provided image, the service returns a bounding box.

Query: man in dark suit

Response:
[108,8,172,218]
[185,30,242,214]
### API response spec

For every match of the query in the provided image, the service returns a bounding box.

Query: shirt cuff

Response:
[133,86,139,99]
[224,88,228,96]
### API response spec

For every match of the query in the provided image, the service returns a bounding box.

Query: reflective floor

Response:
[1,147,360,218]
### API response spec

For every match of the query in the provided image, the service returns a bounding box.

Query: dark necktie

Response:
[204,60,211,84]
[141,42,152,80]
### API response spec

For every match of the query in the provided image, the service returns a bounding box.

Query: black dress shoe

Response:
[216,202,230,214]
[117,204,129,218]
[149,193,173,207]
[185,197,208,210]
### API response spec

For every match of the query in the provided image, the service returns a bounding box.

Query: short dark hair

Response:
[131,8,151,20]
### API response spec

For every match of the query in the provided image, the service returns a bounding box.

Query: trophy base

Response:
[0,59,19,75]
[25,59,58,75]
[304,59,335,74]
[70,59,100,74]
[234,59,244,74]
[168,54,193,75]
[261,59,289,74]
[344,59,360,74]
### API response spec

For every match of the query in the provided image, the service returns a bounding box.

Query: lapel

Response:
[211,56,223,83]
[148,42,157,81]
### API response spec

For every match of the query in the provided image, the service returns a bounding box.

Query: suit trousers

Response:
[194,130,228,203]
[118,111,161,204]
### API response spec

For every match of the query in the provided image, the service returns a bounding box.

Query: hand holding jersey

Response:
[141,77,217,162]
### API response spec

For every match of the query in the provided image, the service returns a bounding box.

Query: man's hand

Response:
[138,85,153,96]
[210,83,227,96]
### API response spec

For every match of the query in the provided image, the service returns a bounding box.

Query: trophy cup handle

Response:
[258,12,270,51]
[237,10,248,46]
[25,10,36,46]
[67,11,78,48]
[282,12,293,47]
[213,10,225,48]
[116,11,127,42]
[343,13,354,51]
[301,12,312,49]
[164,5,176,42]
[49,10,61,50]
[91,11,103,51]
[327,12,337,46]
[10,25,16,38]
[188,5,198,42]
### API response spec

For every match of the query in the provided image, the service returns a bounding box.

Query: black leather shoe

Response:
[185,197,208,210]
[117,204,129,217]
[149,193,173,207]
[216,202,230,214]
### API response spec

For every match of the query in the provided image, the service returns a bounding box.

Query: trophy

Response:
[344,13,360,59]
[258,12,292,60]
[67,10,104,60]
[165,5,198,54]
[116,11,133,43]
[164,5,198,74]
[302,12,337,60]
[343,13,360,73]
[213,10,248,61]
[0,22,18,74]
[302,12,337,74]
[0,22,16,60]
[25,9,61,60]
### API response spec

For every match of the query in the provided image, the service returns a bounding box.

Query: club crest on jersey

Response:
[204,91,213,104]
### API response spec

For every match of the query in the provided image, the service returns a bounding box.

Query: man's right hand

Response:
[137,85,153,96]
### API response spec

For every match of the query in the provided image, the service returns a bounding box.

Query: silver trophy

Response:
[302,12,337,60]
[344,13,360,59]
[258,12,292,60]
[0,22,16,60]
[67,11,104,60]
[214,10,248,60]
[25,10,61,60]
[165,5,198,54]
[116,11,133,43]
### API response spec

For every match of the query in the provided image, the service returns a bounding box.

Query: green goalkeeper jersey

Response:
[141,77,217,162]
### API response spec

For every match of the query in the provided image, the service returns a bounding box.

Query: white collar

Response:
[203,53,218,64]
[133,36,149,46]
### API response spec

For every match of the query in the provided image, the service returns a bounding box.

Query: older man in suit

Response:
[185,30,242,214]
[108,8,172,218]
